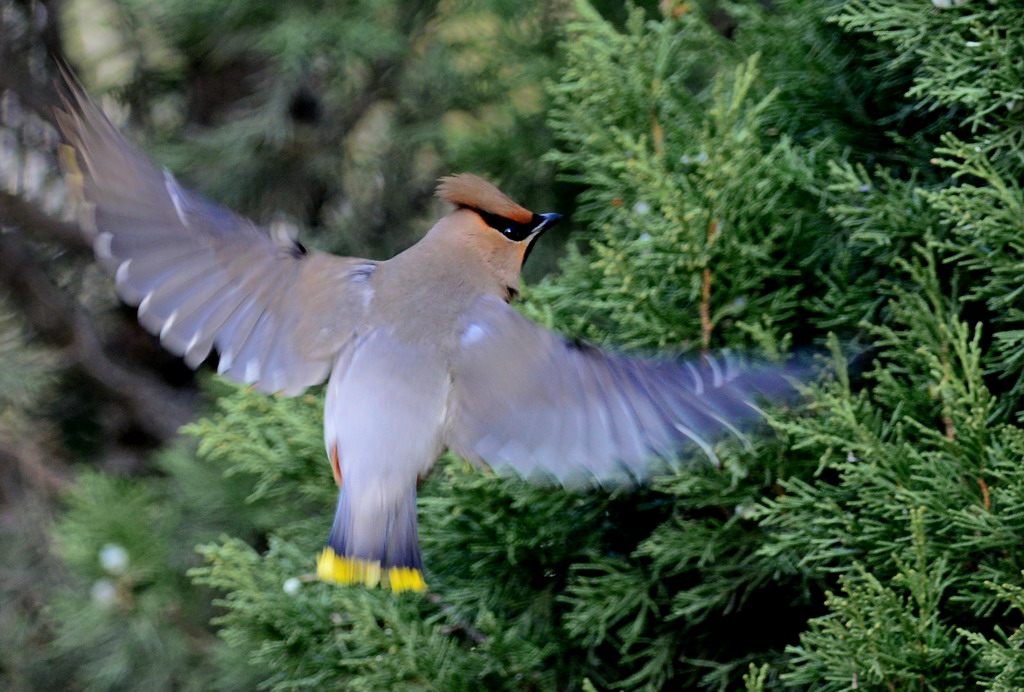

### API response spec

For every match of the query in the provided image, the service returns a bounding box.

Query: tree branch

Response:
[0,432,68,503]
[0,230,195,442]
[0,192,91,254]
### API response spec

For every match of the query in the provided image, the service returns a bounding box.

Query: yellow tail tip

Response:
[386,566,428,593]
[317,548,381,587]
[316,548,427,592]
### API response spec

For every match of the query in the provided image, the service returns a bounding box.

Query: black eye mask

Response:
[476,210,541,241]
[476,210,562,242]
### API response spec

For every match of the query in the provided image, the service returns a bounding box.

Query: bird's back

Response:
[362,216,511,357]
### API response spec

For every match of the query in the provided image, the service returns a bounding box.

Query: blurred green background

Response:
[3,0,1024,690]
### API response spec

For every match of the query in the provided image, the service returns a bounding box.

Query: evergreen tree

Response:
[2,0,568,687]
[65,0,566,261]
[12,0,1024,690]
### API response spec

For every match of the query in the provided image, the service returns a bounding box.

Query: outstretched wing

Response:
[56,72,374,396]
[448,297,798,486]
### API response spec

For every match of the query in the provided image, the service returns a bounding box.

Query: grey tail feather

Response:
[325,489,423,571]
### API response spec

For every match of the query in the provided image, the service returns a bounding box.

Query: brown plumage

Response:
[56,72,799,594]
[436,174,534,223]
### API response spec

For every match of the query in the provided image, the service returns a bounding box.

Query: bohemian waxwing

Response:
[56,74,798,593]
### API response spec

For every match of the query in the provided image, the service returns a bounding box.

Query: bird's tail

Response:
[317,488,426,592]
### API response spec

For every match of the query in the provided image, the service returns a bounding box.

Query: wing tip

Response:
[53,59,95,142]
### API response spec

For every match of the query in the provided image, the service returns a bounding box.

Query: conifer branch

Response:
[0,192,91,255]
[700,219,718,353]
[650,106,664,158]
[428,593,487,645]
[0,433,68,501]
[0,231,194,442]
[977,477,991,512]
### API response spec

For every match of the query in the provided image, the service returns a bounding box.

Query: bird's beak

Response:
[521,213,562,268]
[533,212,562,235]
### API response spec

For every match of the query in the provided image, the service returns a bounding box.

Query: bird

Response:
[55,73,798,593]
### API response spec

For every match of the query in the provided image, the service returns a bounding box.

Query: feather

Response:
[55,68,375,397]
[436,174,533,223]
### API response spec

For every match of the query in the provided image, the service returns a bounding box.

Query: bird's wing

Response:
[56,73,375,396]
[448,296,797,485]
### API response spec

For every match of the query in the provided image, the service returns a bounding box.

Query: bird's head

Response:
[434,174,561,296]
[437,173,561,242]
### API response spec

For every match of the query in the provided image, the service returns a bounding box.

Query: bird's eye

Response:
[477,210,533,241]
[473,209,562,243]
[479,210,561,243]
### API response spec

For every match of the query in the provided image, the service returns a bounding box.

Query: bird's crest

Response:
[436,174,533,224]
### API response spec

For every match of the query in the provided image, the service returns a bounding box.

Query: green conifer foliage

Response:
[39,0,1024,689]
[189,387,578,690]
[190,4,835,689]
[69,0,564,260]
[541,6,825,353]
[753,1,1024,688]
[46,439,272,690]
